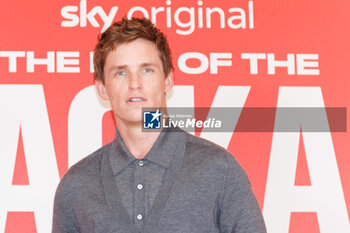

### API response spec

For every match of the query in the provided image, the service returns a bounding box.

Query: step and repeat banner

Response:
[1,0,349,232]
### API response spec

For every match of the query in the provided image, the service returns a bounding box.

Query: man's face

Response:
[95,38,173,125]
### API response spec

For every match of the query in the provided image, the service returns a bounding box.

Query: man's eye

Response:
[143,68,153,73]
[116,71,126,76]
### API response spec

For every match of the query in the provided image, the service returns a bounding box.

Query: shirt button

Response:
[137,214,143,220]
[138,160,144,166]
[137,184,143,190]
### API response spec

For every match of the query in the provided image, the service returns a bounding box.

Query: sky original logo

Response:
[143,110,162,129]
[60,0,255,34]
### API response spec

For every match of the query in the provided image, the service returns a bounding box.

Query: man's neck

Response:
[116,121,161,159]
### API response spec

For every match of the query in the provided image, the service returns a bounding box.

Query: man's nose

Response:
[128,72,142,90]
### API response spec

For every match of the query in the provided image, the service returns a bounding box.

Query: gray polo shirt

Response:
[52,126,266,233]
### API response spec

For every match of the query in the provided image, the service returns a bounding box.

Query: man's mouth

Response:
[128,97,146,102]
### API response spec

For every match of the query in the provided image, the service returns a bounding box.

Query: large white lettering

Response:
[61,0,119,32]
[241,53,320,75]
[263,87,350,233]
[178,52,232,74]
[0,51,80,73]
[68,86,111,167]
[0,85,59,233]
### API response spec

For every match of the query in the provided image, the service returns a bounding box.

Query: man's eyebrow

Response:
[107,63,159,72]
[108,65,127,72]
[139,62,158,68]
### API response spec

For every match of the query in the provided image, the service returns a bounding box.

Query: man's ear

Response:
[164,71,174,93]
[95,80,109,100]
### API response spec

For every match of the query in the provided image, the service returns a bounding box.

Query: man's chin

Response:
[115,115,143,126]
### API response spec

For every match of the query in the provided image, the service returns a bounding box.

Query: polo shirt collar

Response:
[109,126,182,175]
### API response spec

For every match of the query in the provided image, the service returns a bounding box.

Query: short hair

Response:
[93,17,174,83]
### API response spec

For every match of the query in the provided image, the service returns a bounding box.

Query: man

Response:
[52,17,266,233]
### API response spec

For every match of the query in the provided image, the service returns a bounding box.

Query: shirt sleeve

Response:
[218,154,267,233]
[52,176,80,233]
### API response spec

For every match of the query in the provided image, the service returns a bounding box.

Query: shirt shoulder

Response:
[177,129,246,185]
[52,141,116,232]
[56,141,114,195]
[182,129,240,169]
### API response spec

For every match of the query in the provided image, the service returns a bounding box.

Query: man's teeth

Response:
[129,98,144,102]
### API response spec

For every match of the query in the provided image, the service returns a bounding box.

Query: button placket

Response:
[134,160,146,230]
